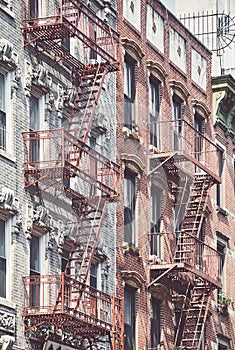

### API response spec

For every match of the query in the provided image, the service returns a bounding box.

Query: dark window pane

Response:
[150,78,160,148]
[151,298,161,348]
[124,169,136,243]
[0,257,6,298]
[124,286,136,350]
[124,56,135,131]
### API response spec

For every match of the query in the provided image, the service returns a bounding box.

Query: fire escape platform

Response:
[149,152,221,183]
[150,262,222,288]
[24,310,112,337]
[22,0,120,72]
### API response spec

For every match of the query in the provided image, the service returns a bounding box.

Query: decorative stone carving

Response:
[33,205,51,230]
[0,39,18,68]
[0,310,15,334]
[12,211,23,235]
[121,270,145,289]
[32,64,50,89]
[0,187,17,214]
[63,87,77,108]
[0,335,15,350]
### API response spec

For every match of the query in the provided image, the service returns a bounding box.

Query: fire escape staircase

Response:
[174,174,218,350]
[22,1,123,348]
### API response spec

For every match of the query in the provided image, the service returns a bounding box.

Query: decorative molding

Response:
[121,270,145,289]
[146,60,167,81]
[0,39,18,69]
[0,187,17,216]
[0,310,15,334]
[25,204,52,238]
[121,152,145,173]
[191,99,211,118]
[0,336,15,350]
[121,38,144,61]
[169,79,190,101]
[32,64,51,90]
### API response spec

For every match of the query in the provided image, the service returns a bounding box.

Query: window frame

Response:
[29,233,46,307]
[150,184,162,257]
[0,70,12,155]
[124,285,136,350]
[149,76,160,149]
[0,218,11,300]
[172,95,183,151]
[124,168,137,245]
[29,93,45,164]
[124,55,136,131]
[150,297,161,348]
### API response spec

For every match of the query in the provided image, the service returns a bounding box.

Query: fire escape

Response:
[21,0,123,349]
[149,120,222,350]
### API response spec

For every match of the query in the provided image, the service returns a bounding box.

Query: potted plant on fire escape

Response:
[218,290,233,315]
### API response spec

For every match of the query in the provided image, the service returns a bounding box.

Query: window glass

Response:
[151,298,161,348]
[0,219,6,298]
[151,185,162,256]
[150,77,160,148]
[124,286,136,350]
[173,97,182,151]
[124,56,136,131]
[0,73,6,150]
[124,168,136,244]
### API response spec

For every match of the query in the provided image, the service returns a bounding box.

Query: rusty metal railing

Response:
[22,129,120,198]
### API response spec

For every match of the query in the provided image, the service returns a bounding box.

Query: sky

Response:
[161,0,175,12]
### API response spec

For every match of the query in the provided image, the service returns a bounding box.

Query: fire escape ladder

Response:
[180,281,212,350]
[174,282,191,347]
[54,198,107,310]
[174,174,212,264]
[67,198,107,285]
[181,174,212,237]
[67,64,108,145]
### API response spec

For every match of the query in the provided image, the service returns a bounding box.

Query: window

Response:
[124,285,136,350]
[194,114,204,162]
[29,0,41,19]
[174,309,184,347]
[218,336,230,350]
[217,238,226,286]
[61,248,70,273]
[173,97,182,151]
[124,56,136,131]
[150,185,162,257]
[30,235,41,306]
[0,71,11,153]
[0,73,6,151]
[29,94,44,163]
[0,220,6,298]
[151,298,161,348]
[217,147,225,208]
[90,263,98,288]
[124,168,136,244]
[149,77,160,149]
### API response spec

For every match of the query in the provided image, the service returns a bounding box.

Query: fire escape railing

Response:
[23,274,123,337]
[22,129,120,198]
[149,118,220,180]
[22,0,120,70]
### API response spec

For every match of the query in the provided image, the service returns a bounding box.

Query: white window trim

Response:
[0,216,12,301]
[0,69,14,159]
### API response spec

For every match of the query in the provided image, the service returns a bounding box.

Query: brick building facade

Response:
[116,0,235,349]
